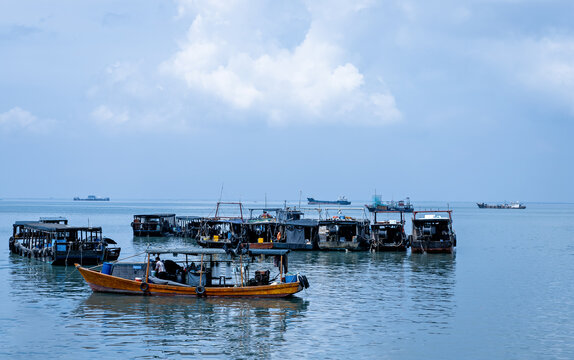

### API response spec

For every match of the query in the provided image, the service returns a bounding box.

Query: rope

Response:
[84,250,148,270]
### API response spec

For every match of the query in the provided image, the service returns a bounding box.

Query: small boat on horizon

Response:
[307,196,351,205]
[477,202,526,209]
[76,248,309,298]
[74,195,110,201]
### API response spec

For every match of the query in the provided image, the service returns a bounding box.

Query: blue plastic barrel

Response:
[101,262,113,275]
[285,274,297,283]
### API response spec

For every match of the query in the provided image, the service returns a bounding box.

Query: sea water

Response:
[0,199,572,359]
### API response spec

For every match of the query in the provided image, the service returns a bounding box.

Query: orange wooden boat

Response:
[76,248,309,298]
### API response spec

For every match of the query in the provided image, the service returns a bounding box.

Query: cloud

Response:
[0,25,41,41]
[90,105,130,126]
[162,0,401,125]
[0,107,54,133]
[481,36,574,114]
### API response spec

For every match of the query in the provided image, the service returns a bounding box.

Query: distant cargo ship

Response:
[74,195,110,201]
[307,196,351,205]
[365,196,414,213]
[477,202,525,209]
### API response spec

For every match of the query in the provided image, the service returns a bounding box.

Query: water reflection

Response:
[407,253,456,334]
[8,253,87,300]
[69,293,309,357]
[130,236,198,255]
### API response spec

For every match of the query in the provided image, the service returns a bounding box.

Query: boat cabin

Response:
[317,216,371,251]
[174,216,202,238]
[196,218,245,248]
[276,219,318,250]
[131,214,176,237]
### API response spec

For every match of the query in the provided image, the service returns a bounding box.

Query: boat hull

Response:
[272,243,314,251]
[197,239,229,248]
[247,242,274,249]
[410,241,454,254]
[133,230,167,237]
[76,265,303,298]
[372,243,408,252]
[307,198,351,205]
[316,242,370,251]
[366,205,414,213]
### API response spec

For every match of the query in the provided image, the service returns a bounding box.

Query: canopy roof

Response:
[176,216,202,220]
[21,223,102,231]
[146,248,290,256]
[133,214,176,218]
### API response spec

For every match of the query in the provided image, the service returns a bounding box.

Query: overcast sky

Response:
[1,0,573,203]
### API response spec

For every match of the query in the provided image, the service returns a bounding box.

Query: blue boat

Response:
[307,196,351,205]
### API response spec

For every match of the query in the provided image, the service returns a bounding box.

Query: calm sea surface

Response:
[0,199,572,359]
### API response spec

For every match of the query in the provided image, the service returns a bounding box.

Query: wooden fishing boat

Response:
[410,210,456,254]
[76,248,309,298]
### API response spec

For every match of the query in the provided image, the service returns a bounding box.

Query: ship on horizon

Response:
[365,195,414,213]
[477,201,525,209]
[74,195,110,201]
[307,196,351,205]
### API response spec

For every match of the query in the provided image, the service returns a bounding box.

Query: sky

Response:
[1,0,573,203]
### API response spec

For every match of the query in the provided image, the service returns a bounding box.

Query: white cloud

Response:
[91,105,130,126]
[163,0,401,125]
[0,107,54,133]
[482,37,574,114]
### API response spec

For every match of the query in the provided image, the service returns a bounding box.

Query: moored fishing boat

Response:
[410,210,456,254]
[76,248,309,298]
[313,208,371,251]
[9,220,120,265]
[131,214,176,237]
[370,211,409,251]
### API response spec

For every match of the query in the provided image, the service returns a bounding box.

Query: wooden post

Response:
[145,253,150,282]
[199,253,204,286]
[239,254,243,287]
[280,255,283,281]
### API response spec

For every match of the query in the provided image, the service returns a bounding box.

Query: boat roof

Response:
[39,216,68,222]
[134,214,176,218]
[176,216,202,220]
[284,219,319,227]
[203,218,244,224]
[14,220,40,226]
[146,248,290,256]
[248,207,282,212]
[22,223,102,231]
